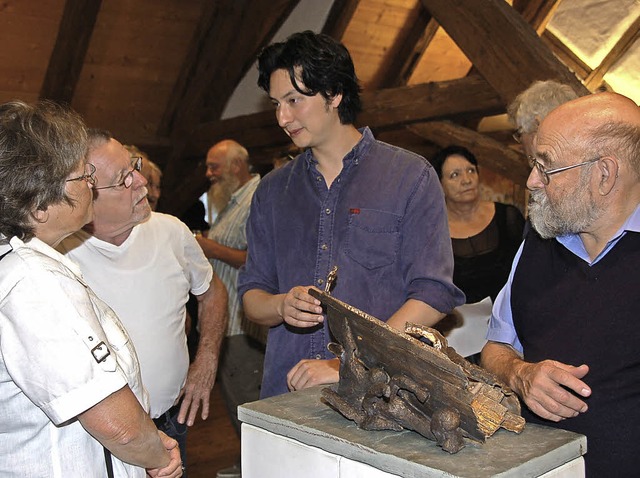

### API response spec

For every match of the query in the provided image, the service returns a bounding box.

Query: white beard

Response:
[209,172,240,214]
[528,175,602,239]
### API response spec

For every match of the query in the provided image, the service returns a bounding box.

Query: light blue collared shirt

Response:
[487,204,640,353]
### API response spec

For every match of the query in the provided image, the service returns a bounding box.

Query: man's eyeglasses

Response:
[66,163,96,186]
[94,156,143,190]
[528,156,599,185]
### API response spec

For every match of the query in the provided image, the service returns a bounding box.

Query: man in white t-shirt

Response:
[59,130,228,474]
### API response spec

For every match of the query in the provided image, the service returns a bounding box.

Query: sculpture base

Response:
[239,386,586,477]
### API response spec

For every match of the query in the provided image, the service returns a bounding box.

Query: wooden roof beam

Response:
[378,5,437,88]
[322,0,362,40]
[420,0,589,104]
[159,0,300,138]
[514,0,563,34]
[185,75,504,156]
[39,0,102,104]
[541,30,591,80]
[584,15,640,90]
[407,121,530,184]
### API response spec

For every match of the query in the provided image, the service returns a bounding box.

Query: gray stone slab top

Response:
[239,386,587,478]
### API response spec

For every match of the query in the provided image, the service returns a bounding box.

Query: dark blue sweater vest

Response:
[512,230,640,476]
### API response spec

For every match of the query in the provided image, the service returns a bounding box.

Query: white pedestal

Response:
[239,387,586,478]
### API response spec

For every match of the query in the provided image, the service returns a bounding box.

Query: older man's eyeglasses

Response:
[528,156,599,185]
[94,156,143,190]
[512,128,523,143]
[66,163,97,186]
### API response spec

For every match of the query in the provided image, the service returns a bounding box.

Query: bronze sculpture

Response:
[311,271,524,453]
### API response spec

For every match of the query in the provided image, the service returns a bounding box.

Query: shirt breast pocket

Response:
[345,209,400,270]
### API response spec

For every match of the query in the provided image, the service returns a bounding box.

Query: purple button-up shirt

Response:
[238,127,464,397]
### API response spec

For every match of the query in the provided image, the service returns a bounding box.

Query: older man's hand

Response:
[176,356,217,426]
[513,360,591,422]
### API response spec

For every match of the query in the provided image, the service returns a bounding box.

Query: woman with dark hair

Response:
[431,145,525,304]
[0,100,182,477]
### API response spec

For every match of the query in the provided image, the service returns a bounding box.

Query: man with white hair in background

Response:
[195,139,265,478]
[508,79,579,158]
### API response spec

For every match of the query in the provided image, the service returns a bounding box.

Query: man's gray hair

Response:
[508,80,579,134]
[589,121,640,180]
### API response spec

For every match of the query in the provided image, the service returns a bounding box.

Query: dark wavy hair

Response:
[257,30,362,125]
[0,100,88,242]
[431,145,479,180]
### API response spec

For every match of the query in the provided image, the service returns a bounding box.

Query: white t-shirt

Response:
[0,236,147,477]
[59,212,213,417]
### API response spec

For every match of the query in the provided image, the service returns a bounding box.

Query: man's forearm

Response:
[79,386,170,469]
[481,341,525,391]
[386,298,445,331]
[196,236,247,268]
[195,273,228,363]
[243,289,286,327]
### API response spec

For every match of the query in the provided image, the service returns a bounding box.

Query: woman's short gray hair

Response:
[508,80,579,134]
[0,100,88,242]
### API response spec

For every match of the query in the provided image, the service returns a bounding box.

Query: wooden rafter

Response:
[420,0,589,104]
[39,0,102,104]
[541,30,591,80]
[407,121,530,184]
[514,0,563,34]
[378,5,436,88]
[584,14,640,90]
[159,0,300,138]
[157,0,300,206]
[322,0,362,40]
[185,76,504,157]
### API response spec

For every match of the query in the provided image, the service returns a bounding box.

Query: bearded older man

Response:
[195,139,265,478]
[481,92,640,476]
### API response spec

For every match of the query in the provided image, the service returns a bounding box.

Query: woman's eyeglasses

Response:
[66,163,97,186]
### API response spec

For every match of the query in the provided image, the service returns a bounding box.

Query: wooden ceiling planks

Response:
[71,0,205,156]
[0,0,65,103]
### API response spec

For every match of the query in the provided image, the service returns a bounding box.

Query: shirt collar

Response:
[229,174,260,205]
[303,126,374,170]
[557,202,640,264]
[9,235,86,280]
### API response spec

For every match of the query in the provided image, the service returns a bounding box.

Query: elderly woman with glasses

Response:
[0,101,182,477]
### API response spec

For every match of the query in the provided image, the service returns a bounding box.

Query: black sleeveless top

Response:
[512,230,640,476]
[452,203,524,303]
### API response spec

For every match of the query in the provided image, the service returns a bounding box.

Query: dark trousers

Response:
[219,334,266,435]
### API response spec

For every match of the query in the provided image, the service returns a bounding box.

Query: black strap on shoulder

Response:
[104,447,114,478]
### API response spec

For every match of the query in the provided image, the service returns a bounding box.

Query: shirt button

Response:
[325,208,331,214]
[315,354,322,360]
[317,176,322,181]
[317,278,324,286]
[321,244,328,250]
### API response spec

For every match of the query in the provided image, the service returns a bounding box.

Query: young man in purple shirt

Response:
[238,31,464,399]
